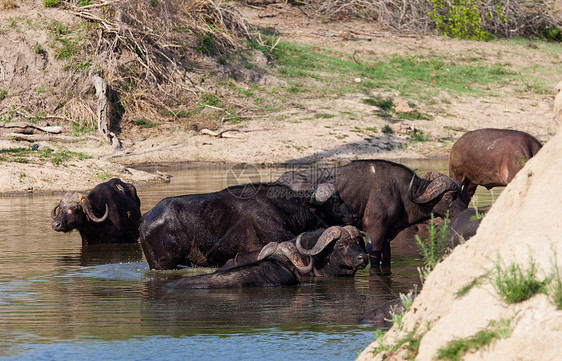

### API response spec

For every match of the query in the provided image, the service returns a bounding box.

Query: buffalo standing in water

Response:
[277,160,466,273]
[165,225,370,289]
[140,183,357,270]
[51,178,141,245]
[449,128,542,204]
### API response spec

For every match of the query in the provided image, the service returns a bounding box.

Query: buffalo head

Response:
[295,225,370,276]
[306,183,358,226]
[51,192,109,232]
[408,175,466,219]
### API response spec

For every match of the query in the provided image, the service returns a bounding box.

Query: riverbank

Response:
[0,2,560,195]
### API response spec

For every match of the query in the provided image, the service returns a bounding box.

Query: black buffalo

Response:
[165,225,370,289]
[449,128,542,204]
[445,206,490,248]
[139,183,357,270]
[51,178,141,245]
[277,160,467,273]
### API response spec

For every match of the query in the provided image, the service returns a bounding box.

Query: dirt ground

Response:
[0,2,560,195]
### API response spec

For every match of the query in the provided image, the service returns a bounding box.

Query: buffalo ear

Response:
[309,183,337,205]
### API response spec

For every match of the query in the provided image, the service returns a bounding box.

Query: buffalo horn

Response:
[342,225,360,239]
[257,242,280,261]
[411,176,460,204]
[79,194,109,223]
[360,231,373,253]
[312,183,337,204]
[51,204,59,219]
[296,226,342,256]
[277,242,314,274]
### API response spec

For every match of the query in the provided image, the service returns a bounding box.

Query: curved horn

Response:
[257,242,280,261]
[343,225,360,239]
[79,194,109,223]
[360,231,373,253]
[296,226,342,256]
[312,183,337,204]
[277,242,314,274]
[411,176,460,204]
[407,173,417,201]
[51,204,60,219]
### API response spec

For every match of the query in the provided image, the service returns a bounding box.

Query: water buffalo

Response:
[276,160,466,274]
[449,128,542,204]
[165,225,370,289]
[445,206,490,248]
[51,178,141,245]
[139,183,357,270]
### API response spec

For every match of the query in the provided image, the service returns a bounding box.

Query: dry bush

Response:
[264,0,561,37]
[66,0,252,125]
[1,0,17,9]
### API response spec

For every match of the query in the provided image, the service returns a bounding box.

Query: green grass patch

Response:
[396,111,433,121]
[409,129,429,143]
[437,319,512,361]
[71,122,96,137]
[0,89,7,101]
[47,20,90,70]
[266,40,530,104]
[43,0,61,7]
[382,124,393,134]
[0,146,92,165]
[133,118,158,128]
[493,255,546,303]
[455,272,490,298]
[314,113,336,119]
[370,324,426,359]
[362,96,393,110]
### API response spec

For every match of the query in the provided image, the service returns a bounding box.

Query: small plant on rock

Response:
[416,213,451,283]
[493,255,546,304]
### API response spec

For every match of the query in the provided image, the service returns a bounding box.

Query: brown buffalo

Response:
[449,128,542,204]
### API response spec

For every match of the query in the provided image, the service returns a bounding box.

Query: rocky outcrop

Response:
[358,83,562,361]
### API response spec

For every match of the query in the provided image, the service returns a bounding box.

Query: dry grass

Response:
[1,0,17,9]
[273,0,562,37]
[66,0,253,125]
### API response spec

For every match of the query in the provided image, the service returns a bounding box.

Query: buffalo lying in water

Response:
[140,183,357,270]
[51,178,141,245]
[277,160,466,273]
[165,225,370,289]
[449,128,542,204]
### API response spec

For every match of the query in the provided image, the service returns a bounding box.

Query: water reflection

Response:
[0,160,503,360]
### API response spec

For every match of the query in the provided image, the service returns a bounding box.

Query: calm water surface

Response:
[0,160,500,360]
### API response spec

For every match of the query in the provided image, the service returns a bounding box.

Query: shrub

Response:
[43,0,61,7]
[437,319,511,361]
[416,213,451,283]
[427,0,493,41]
[493,256,546,303]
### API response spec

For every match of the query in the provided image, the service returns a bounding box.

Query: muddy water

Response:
[0,160,500,360]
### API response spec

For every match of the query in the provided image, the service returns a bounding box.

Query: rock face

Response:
[358,85,562,361]
[553,81,562,130]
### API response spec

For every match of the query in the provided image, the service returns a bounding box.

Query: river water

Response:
[0,160,500,361]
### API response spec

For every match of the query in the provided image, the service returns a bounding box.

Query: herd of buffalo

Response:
[50,128,542,293]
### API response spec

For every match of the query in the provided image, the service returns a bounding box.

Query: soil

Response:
[0,2,560,195]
